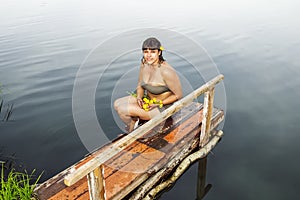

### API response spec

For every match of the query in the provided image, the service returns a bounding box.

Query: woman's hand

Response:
[148,103,159,110]
[137,97,143,108]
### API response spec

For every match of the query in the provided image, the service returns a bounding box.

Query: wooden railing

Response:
[64,74,224,200]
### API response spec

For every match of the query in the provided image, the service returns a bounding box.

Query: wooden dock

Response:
[35,75,225,200]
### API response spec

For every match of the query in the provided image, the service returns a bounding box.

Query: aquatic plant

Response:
[0,163,42,200]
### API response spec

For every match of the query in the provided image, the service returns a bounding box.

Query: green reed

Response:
[0,163,42,200]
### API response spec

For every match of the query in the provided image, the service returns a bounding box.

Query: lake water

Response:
[1,0,300,199]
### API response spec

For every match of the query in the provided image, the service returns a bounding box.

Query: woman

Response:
[114,37,182,132]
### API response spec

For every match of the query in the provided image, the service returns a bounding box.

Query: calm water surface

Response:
[1,0,300,199]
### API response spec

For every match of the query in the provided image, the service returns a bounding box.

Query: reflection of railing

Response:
[64,74,224,200]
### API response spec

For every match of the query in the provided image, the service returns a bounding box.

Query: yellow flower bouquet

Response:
[127,91,163,111]
[142,97,163,111]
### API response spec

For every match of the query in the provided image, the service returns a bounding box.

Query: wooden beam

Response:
[64,74,224,186]
[200,87,215,147]
[87,165,105,200]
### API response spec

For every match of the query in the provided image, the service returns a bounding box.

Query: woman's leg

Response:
[114,96,144,132]
[114,96,138,125]
[114,96,159,132]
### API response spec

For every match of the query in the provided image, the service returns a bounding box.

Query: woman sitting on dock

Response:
[114,37,182,132]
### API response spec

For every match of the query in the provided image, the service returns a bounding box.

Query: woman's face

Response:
[143,49,160,65]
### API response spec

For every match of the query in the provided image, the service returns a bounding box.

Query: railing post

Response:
[87,165,105,200]
[200,87,215,147]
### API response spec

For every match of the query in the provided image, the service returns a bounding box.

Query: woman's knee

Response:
[114,98,121,111]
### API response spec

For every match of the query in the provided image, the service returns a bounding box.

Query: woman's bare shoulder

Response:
[160,61,176,75]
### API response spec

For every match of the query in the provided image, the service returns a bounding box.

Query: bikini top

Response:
[141,80,170,95]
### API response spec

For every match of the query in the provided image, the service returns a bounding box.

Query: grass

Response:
[1,84,41,199]
[0,163,42,200]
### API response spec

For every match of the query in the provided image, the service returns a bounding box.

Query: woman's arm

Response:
[161,64,183,105]
[136,64,145,106]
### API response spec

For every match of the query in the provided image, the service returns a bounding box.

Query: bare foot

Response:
[126,120,136,133]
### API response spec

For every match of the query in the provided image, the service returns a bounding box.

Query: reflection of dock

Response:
[197,157,211,200]
[35,75,224,200]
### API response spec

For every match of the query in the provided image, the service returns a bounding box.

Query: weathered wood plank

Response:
[128,111,224,200]
[109,109,223,200]
[103,103,203,179]
[35,108,223,200]
[35,107,224,200]
[35,102,202,199]
[47,177,89,200]
[106,109,205,199]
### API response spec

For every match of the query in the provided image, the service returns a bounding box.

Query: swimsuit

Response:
[141,80,170,95]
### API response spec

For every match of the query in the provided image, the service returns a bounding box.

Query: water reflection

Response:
[196,156,211,200]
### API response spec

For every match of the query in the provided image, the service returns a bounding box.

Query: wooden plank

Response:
[107,110,222,200]
[164,109,203,144]
[105,110,204,199]
[65,102,199,186]
[128,111,224,200]
[36,107,224,200]
[64,75,224,186]
[35,103,202,199]
[47,177,89,200]
[104,149,165,199]
[103,142,162,179]
[103,103,202,179]
[35,108,224,200]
